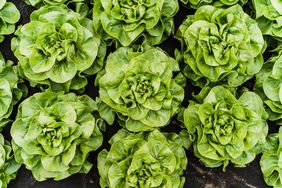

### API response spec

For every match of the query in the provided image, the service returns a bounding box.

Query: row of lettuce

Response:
[0,0,282,187]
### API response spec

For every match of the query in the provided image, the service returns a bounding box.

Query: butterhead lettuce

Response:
[11,92,104,181]
[175,5,265,87]
[98,129,187,188]
[98,47,185,132]
[12,5,106,92]
[182,86,268,169]
[93,0,179,47]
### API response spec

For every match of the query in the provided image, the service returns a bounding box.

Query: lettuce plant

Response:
[98,47,185,132]
[260,127,282,188]
[98,129,187,188]
[11,92,104,181]
[0,0,20,42]
[182,86,268,169]
[253,0,282,40]
[254,45,282,123]
[0,53,26,129]
[175,5,265,87]
[180,0,247,8]
[12,5,106,92]
[0,133,21,188]
[93,0,179,47]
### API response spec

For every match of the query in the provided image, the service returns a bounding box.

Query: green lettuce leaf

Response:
[254,44,282,123]
[0,0,20,42]
[180,0,248,8]
[253,0,282,41]
[260,126,282,188]
[23,0,91,16]
[0,133,21,188]
[0,52,26,130]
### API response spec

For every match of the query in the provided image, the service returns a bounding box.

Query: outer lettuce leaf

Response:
[0,52,26,130]
[12,5,106,92]
[182,86,268,169]
[93,0,179,47]
[254,44,282,123]
[180,0,248,8]
[23,0,91,16]
[0,0,20,42]
[0,134,21,188]
[253,0,282,41]
[260,127,282,188]
[175,5,265,87]
[98,129,187,188]
[11,92,104,181]
[97,47,185,132]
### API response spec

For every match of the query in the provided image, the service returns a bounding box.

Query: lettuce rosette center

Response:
[113,0,148,23]
[126,152,165,187]
[32,103,81,156]
[200,101,246,147]
[34,23,77,62]
[120,73,161,108]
